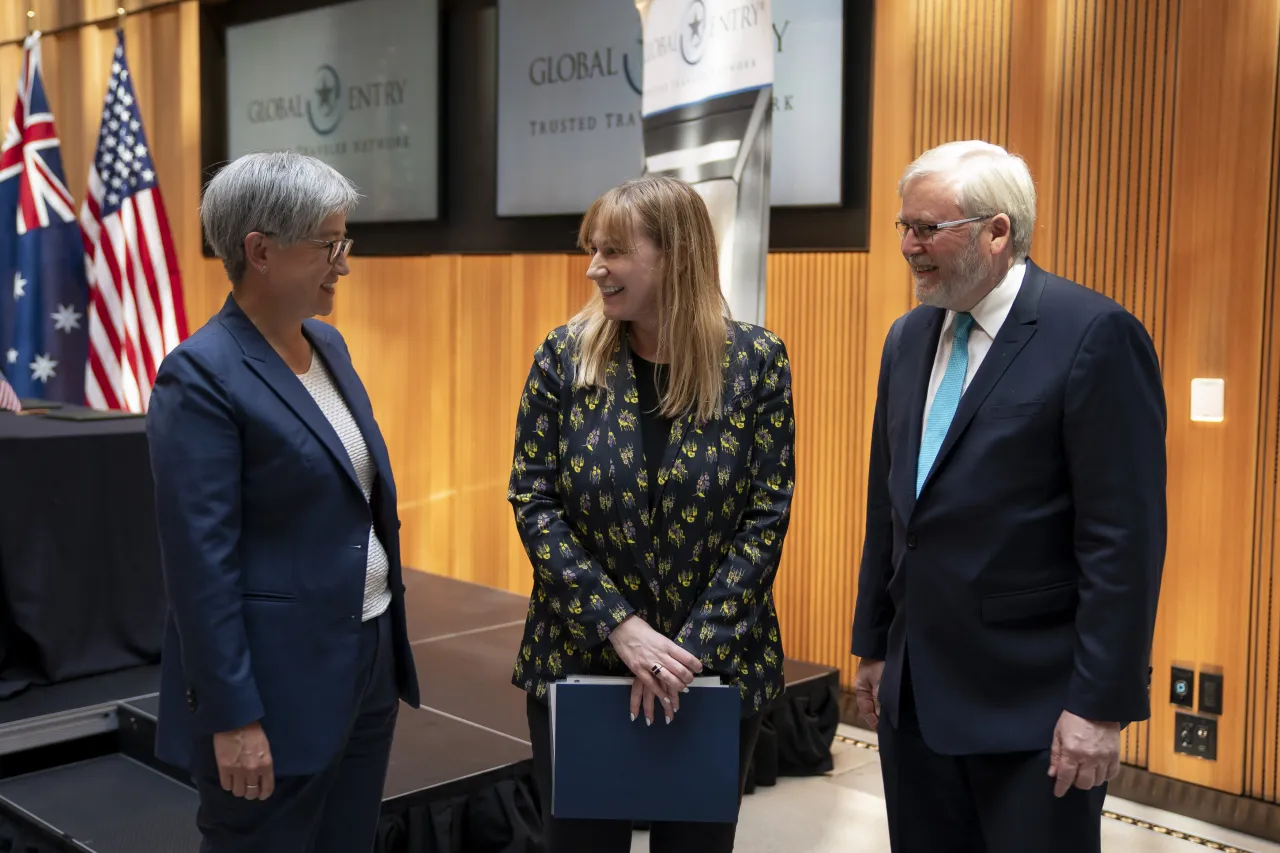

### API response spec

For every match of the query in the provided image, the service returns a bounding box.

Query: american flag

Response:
[0,32,90,406]
[80,30,187,413]
[0,373,20,413]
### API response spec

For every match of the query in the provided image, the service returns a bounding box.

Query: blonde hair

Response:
[569,176,730,422]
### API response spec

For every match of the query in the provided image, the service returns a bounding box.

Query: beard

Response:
[912,231,988,309]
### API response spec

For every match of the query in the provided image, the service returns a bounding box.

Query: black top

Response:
[631,353,672,506]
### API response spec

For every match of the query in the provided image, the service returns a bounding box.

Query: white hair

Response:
[200,151,360,283]
[899,140,1036,258]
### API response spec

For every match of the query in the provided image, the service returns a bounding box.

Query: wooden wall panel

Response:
[0,1,159,43]
[914,0,1011,153]
[1246,90,1280,801]
[766,254,870,692]
[1149,0,1278,794]
[1049,0,1176,354]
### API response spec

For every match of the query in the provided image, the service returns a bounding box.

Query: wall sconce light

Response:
[1190,378,1225,423]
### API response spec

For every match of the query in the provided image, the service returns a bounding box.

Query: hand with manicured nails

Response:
[608,614,702,724]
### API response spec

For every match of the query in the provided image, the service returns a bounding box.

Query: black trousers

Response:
[526,693,763,853]
[193,610,400,853]
[878,661,1106,853]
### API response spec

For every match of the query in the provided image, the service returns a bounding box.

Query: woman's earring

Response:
[259,266,267,274]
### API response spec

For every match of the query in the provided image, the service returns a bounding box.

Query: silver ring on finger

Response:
[650,663,663,677]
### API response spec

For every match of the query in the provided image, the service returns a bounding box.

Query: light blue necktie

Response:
[917,312,975,497]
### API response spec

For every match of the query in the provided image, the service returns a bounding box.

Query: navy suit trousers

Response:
[878,653,1106,853]
[192,610,399,853]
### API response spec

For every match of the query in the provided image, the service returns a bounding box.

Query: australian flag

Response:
[0,33,89,405]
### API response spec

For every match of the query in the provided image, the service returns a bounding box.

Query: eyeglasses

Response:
[260,233,353,264]
[894,215,994,242]
[299,237,353,264]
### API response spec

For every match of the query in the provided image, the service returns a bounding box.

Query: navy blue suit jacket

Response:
[851,260,1166,756]
[146,295,420,777]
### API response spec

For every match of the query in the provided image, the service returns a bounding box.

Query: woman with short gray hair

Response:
[145,150,420,852]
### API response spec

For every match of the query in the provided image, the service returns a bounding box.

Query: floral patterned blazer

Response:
[507,320,795,715]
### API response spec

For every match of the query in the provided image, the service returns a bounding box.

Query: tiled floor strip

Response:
[832,734,1260,853]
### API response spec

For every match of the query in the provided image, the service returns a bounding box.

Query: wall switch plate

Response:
[1190,378,1225,422]
[1199,671,1224,716]
[1170,666,1195,708]
[1175,712,1217,760]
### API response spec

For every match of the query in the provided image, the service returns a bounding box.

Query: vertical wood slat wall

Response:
[7,0,1280,800]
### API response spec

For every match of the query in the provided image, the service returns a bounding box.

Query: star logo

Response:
[13,272,26,300]
[307,65,344,136]
[317,79,336,111]
[51,304,83,333]
[680,0,708,66]
[29,353,57,383]
[5,349,16,365]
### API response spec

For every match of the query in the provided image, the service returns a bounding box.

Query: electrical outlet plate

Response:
[1174,712,1217,761]
[1170,666,1194,708]
[1199,670,1224,716]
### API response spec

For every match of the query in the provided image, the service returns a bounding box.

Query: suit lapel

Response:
[918,264,1045,499]
[218,298,363,497]
[892,308,944,519]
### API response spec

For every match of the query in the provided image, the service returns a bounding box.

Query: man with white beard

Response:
[850,140,1167,853]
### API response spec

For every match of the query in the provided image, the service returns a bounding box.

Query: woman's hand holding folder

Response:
[608,614,704,725]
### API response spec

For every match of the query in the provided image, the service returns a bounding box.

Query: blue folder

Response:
[550,675,742,823]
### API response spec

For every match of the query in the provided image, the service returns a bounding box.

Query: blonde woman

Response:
[507,175,796,852]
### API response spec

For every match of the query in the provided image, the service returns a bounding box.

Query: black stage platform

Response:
[0,571,840,853]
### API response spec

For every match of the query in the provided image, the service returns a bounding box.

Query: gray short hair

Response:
[200,151,360,283]
[899,140,1036,258]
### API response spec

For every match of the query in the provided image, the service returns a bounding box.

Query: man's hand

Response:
[609,615,703,720]
[854,658,885,731]
[213,721,274,800]
[1048,710,1121,797]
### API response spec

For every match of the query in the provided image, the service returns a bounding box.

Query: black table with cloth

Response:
[0,407,164,699]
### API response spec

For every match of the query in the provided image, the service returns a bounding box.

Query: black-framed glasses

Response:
[261,233,353,263]
[894,215,994,242]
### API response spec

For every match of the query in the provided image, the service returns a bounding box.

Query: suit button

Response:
[907,534,918,549]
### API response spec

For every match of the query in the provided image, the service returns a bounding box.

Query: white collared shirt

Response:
[922,260,1026,429]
